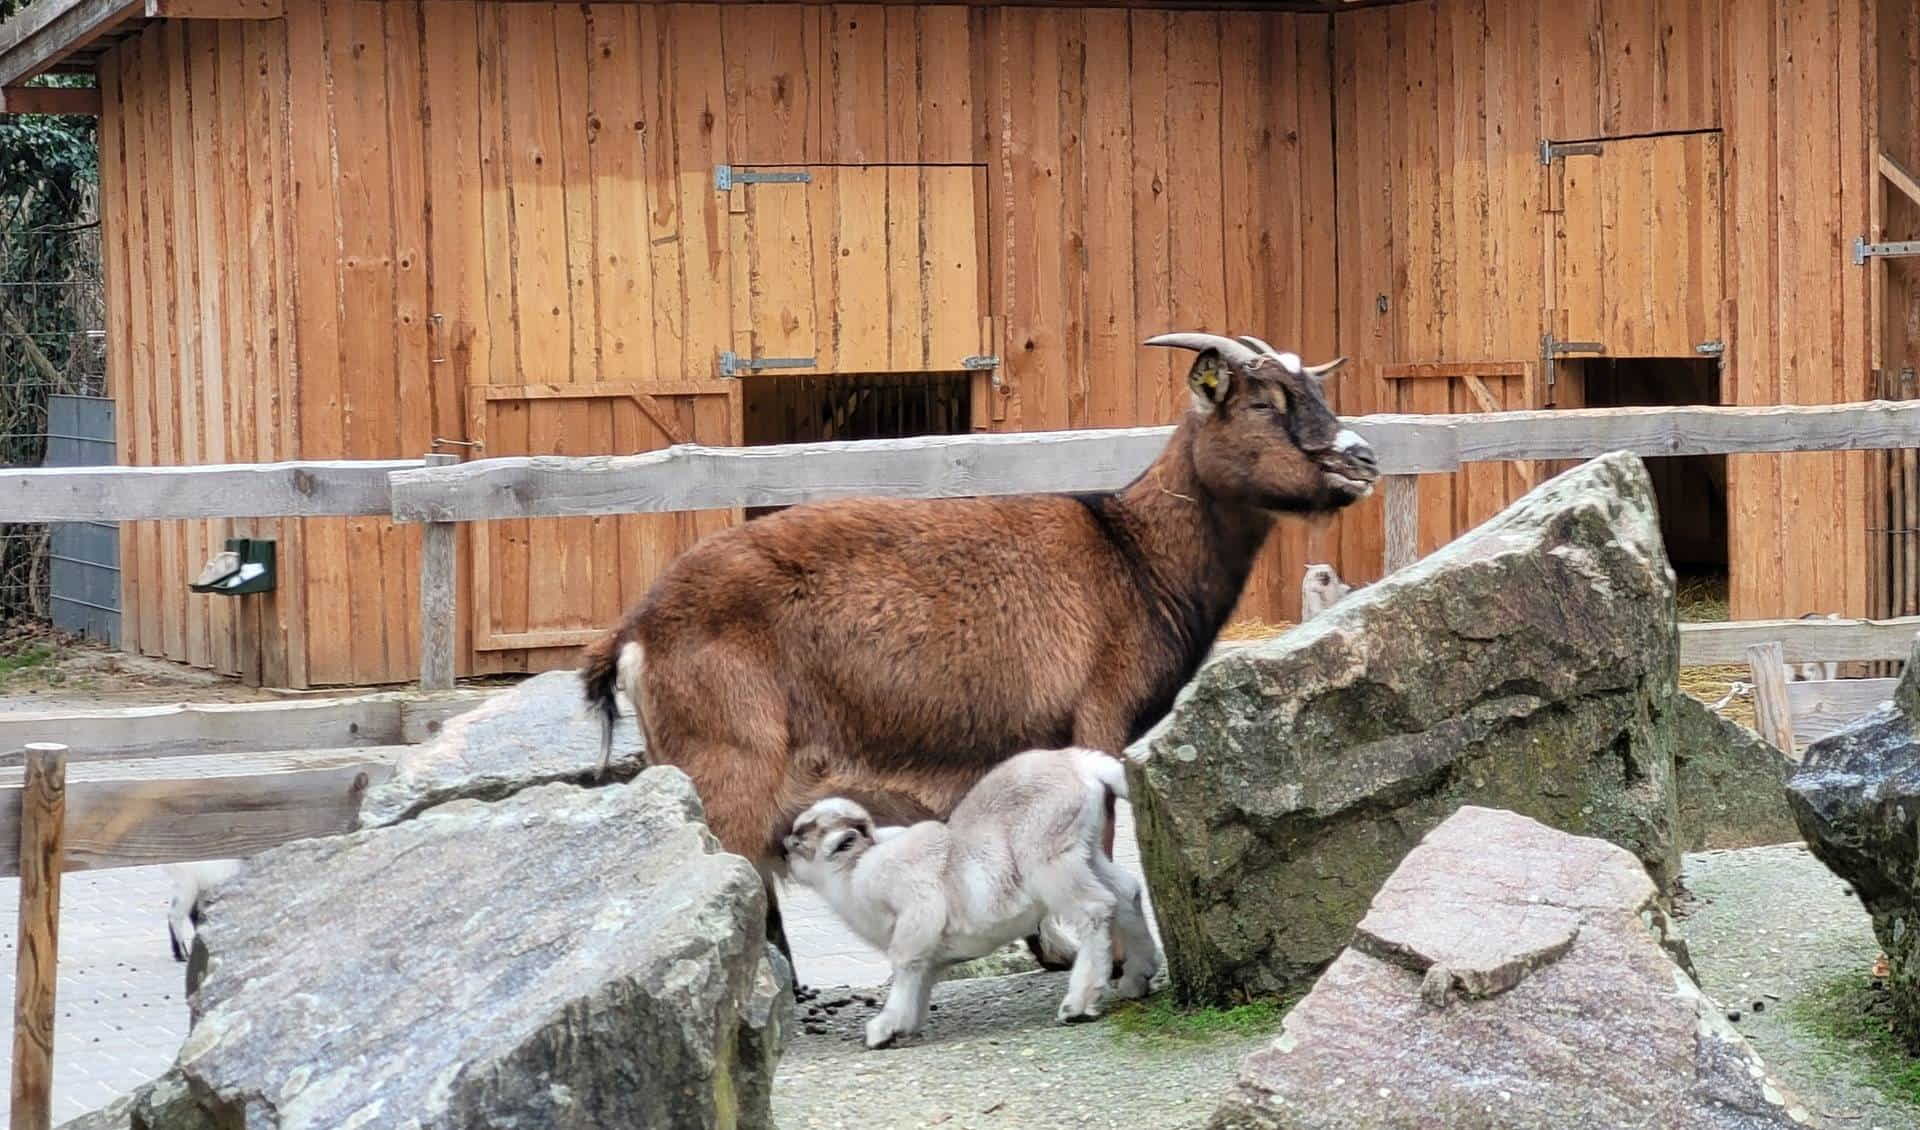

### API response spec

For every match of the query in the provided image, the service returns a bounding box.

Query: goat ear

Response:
[1186,354,1233,409]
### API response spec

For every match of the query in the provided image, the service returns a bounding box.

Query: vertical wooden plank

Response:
[332,0,399,684]
[552,4,599,635]
[884,165,924,370]
[286,0,350,684]
[590,2,657,379]
[1747,641,1797,755]
[670,5,732,376]
[1722,0,1781,620]
[8,744,64,1130]
[828,3,887,163]
[1333,10,1392,585]
[217,22,261,682]
[164,22,208,668]
[1082,9,1134,430]
[1838,0,1871,618]
[188,25,237,676]
[1165,12,1225,355]
[641,4,684,386]
[1129,10,1174,424]
[923,168,982,371]
[140,28,182,662]
[1000,7,1065,429]
[254,17,305,687]
[98,48,141,658]
[384,1,432,681]
[1539,0,1600,140]
[918,5,972,164]
[724,3,815,164]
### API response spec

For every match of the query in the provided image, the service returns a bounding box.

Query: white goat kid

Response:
[1300,562,1354,621]
[783,748,1158,1048]
[167,859,241,962]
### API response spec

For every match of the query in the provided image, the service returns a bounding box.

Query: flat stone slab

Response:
[1212,806,1813,1130]
[358,668,643,828]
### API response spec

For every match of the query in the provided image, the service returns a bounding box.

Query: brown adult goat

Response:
[582,332,1380,956]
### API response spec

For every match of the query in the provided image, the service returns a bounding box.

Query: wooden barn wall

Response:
[1721,0,1874,621]
[1330,0,1875,620]
[96,22,303,685]
[978,7,1338,623]
[260,1,1335,684]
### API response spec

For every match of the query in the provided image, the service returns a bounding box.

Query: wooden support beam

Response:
[1746,642,1797,758]
[1383,475,1419,573]
[0,746,401,875]
[1881,151,1920,211]
[9,744,64,1130]
[143,0,280,18]
[418,454,458,692]
[0,84,97,114]
[1785,677,1899,746]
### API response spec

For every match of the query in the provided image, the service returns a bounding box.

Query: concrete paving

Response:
[0,866,188,1126]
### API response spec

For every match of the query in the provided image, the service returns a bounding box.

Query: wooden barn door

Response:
[722,165,988,375]
[1550,133,1725,364]
[468,384,739,652]
[1382,363,1538,555]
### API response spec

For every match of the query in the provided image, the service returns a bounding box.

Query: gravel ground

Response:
[776,843,1917,1130]
[774,972,1271,1130]
[1677,842,1909,1129]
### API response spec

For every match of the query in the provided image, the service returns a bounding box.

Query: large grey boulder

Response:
[134,769,790,1130]
[359,668,643,829]
[1211,806,1814,1130]
[1786,638,1920,1052]
[1129,452,1681,1004]
[1674,693,1800,851]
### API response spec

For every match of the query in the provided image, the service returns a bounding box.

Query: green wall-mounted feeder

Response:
[190,537,277,596]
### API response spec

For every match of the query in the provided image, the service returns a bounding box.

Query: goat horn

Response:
[1236,335,1284,357]
[1144,333,1263,370]
[1303,357,1349,379]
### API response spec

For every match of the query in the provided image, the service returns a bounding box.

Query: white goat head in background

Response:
[1301,563,1354,621]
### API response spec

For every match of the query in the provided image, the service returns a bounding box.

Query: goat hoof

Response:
[1057,1001,1103,1025]
[864,1018,902,1049]
[1115,972,1153,1000]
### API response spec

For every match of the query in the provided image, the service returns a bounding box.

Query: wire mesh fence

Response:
[1,219,109,631]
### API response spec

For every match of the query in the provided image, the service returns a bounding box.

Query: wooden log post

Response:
[1383,474,1420,574]
[418,454,460,692]
[10,743,66,1130]
[1746,642,1797,758]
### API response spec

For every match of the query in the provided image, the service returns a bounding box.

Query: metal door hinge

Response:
[1540,333,1606,397]
[960,355,1000,370]
[1539,139,1604,165]
[713,165,812,192]
[718,351,816,378]
[1694,340,1725,357]
[1852,237,1920,265]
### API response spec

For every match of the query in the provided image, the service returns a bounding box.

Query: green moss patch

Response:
[1786,972,1920,1110]
[0,642,56,681]
[1106,993,1291,1044]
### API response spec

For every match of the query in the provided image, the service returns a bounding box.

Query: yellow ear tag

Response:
[1198,365,1220,390]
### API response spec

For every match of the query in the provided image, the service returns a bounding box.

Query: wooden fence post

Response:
[419,453,460,693]
[10,743,66,1130]
[1746,641,1797,758]
[1383,474,1419,574]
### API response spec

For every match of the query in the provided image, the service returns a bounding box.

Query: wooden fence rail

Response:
[385,400,1920,522]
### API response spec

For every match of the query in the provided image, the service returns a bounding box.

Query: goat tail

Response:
[1074,747,1130,803]
[581,629,646,777]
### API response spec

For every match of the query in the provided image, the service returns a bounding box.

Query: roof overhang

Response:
[0,0,144,88]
